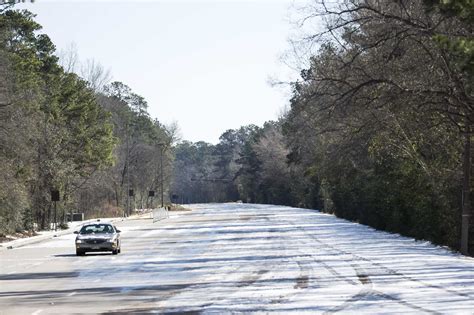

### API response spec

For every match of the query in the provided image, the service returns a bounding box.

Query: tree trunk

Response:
[114,184,120,207]
[461,127,471,255]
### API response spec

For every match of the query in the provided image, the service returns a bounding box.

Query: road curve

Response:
[1,203,473,314]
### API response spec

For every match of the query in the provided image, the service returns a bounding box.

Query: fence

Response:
[152,207,169,223]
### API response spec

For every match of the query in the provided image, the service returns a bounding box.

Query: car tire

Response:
[112,249,118,255]
[76,249,84,256]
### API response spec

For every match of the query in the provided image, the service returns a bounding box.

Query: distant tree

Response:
[171,141,217,203]
[250,122,292,205]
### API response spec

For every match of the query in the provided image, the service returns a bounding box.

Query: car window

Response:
[79,224,114,234]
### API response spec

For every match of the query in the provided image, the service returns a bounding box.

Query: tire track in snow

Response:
[279,217,447,314]
[198,215,290,309]
[115,212,284,313]
[322,263,442,315]
[196,212,320,310]
[293,261,310,289]
[300,224,474,300]
[285,219,467,313]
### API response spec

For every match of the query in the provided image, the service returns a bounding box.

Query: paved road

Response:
[1,203,473,314]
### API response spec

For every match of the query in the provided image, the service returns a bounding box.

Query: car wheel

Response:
[76,249,84,256]
[112,249,118,255]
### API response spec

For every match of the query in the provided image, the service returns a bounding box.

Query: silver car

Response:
[74,222,121,256]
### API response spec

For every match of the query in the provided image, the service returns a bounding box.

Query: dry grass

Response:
[168,204,192,211]
[0,230,39,244]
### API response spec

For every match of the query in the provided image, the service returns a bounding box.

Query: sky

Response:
[16,0,308,144]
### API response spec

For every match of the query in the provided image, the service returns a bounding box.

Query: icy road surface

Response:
[0,203,473,314]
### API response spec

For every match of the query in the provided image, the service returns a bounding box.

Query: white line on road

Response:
[31,309,43,315]
[67,291,77,297]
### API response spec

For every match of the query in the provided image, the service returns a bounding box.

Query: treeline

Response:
[171,0,473,253]
[171,123,315,207]
[0,8,174,234]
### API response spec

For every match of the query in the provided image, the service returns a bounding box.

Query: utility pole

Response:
[161,146,164,208]
[461,127,471,255]
[158,143,165,208]
[126,123,130,217]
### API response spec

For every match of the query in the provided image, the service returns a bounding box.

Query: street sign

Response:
[51,190,60,201]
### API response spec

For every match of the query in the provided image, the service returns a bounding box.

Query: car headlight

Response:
[76,239,82,243]
[108,236,117,242]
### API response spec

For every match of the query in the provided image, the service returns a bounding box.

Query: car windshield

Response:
[79,224,114,234]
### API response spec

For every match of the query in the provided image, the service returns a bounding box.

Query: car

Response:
[74,222,121,256]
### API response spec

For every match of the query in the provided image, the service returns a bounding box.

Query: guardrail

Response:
[152,207,169,223]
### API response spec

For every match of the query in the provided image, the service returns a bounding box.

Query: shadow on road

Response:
[0,271,79,281]
[53,253,112,257]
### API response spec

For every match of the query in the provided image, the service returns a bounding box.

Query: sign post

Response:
[149,190,155,209]
[51,190,60,231]
[128,189,134,216]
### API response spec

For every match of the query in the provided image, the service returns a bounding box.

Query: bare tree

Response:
[81,59,112,93]
[58,42,79,73]
[165,121,182,145]
[58,43,112,92]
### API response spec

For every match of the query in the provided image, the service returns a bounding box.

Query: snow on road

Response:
[1,203,473,314]
[76,203,472,314]
[140,203,474,314]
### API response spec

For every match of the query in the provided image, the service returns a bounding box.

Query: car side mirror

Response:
[116,230,121,233]
[73,231,79,234]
